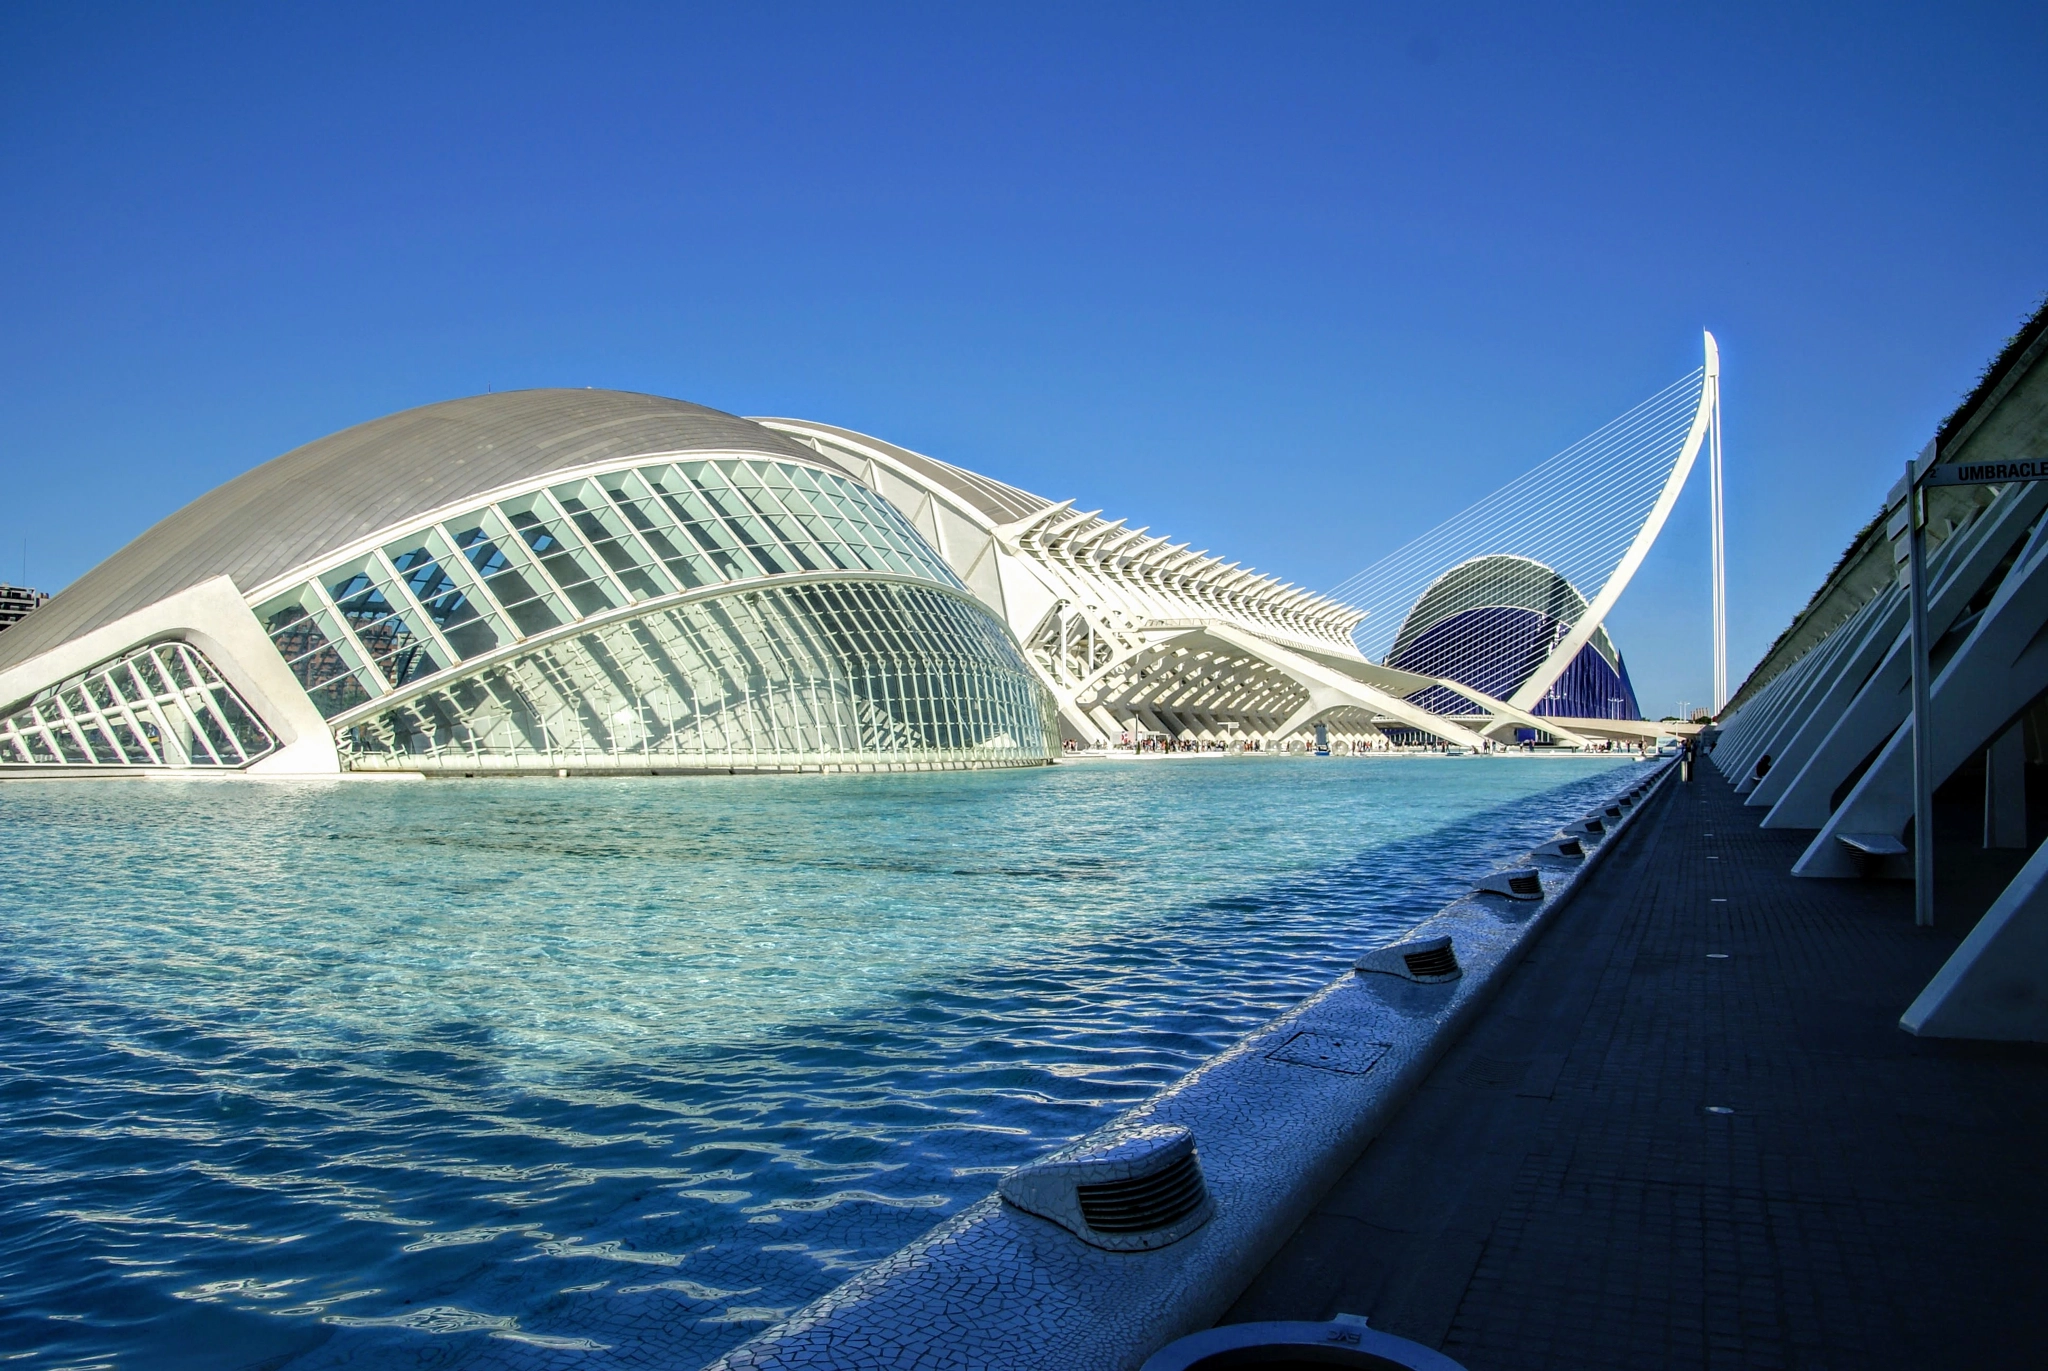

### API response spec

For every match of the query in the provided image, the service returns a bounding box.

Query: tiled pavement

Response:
[1223,768,2048,1369]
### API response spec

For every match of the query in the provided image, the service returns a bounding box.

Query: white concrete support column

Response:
[1741,587,1902,805]
[1720,478,2028,788]
[1721,579,1907,786]
[1726,630,1860,791]
[1711,674,1785,776]
[1726,640,1839,791]
[1718,628,1824,776]
[1726,669,1814,782]
[1762,481,2048,829]
[1902,836,2048,1042]
[1794,511,2048,877]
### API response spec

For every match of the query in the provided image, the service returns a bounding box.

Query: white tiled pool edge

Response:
[707,761,1676,1371]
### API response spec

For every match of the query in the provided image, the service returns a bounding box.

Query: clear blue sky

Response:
[4,3,2044,717]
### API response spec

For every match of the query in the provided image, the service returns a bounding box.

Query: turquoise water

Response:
[0,755,1635,1369]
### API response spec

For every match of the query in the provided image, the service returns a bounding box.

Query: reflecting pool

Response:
[0,754,1636,1369]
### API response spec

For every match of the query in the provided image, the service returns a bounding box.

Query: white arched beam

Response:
[1291,644,1593,747]
[1499,331,1719,724]
[1198,624,1491,748]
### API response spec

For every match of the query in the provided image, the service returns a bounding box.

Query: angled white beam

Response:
[1199,624,1490,748]
[1901,836,2048,1041]
[1760,482,2048,827]
[1043,509,1102,544]
[1795,511,2048,875]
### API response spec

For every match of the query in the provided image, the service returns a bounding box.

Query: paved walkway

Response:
[1224,768,2047,1369]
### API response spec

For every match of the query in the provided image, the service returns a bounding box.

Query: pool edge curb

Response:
[705,759,1678,1371]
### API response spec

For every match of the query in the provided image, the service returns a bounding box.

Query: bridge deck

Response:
[1224,766,2047,1369]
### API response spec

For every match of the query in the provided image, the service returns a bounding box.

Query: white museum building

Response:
[0,359,1719,776]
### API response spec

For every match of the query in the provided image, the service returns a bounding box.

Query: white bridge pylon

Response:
[1331,331,1721,736]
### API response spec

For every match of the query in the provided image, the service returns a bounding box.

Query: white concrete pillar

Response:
[1903,834,2048,1042]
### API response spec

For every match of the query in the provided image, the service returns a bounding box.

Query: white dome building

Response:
[0,391,1058,775]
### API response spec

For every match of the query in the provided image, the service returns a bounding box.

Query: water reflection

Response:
[0,755,1632,1368]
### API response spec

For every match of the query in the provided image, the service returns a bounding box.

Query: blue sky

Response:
[3,3,2043,717]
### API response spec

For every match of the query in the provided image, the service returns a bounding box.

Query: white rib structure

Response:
[757,418,1607,752]
[1332,331,1720,729]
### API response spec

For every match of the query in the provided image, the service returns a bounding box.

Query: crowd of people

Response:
[1060,731,1683,756]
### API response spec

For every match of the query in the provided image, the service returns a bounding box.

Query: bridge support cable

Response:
[1329,332,1719,735]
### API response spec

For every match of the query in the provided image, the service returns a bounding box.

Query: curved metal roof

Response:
[0,389,821,673]
[756,418,1054,525]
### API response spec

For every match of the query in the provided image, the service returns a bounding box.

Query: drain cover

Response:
[1266,1030,1390,1075]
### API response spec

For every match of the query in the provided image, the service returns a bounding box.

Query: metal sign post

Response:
[1902,450,2047,927]
[1906,458,1934,928]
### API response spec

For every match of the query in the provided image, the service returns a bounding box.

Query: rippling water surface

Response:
[0,754,1637,1369]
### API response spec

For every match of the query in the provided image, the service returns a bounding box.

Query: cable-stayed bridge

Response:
[753,332,1727,752]
[1327,331,1724,741]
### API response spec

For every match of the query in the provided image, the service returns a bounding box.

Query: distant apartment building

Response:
[0,584,48,633]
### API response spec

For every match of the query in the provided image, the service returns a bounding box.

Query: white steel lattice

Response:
[0,639,278,768]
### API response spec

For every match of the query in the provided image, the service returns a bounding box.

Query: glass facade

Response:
[244,455,1056,773]
[0,640,277,768]
[252,458,960,718]
[340,580,1055,773]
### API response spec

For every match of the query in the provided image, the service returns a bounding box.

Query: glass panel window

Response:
[158,646,197,691]
[320,559,439,690]
[500,493,622,617]
[333,577,1054,773]
[386,532,502,661]
[111,661,149,704]
[552,479,674,601]
[728,483,821,573]
[48,714,90,764]
[646,469,758,581]
[131,651,170,698]
[327,563,401,635]
[254,586,375,715]
[107,718,153,764]
[695,488,789,576]
[604,482,713,589]
[803,518,863,571]
[447,513,564,639]
[0,639,279,768]
[21,727,61,764]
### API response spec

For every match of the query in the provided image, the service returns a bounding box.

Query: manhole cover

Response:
[1266,1031,1390,1076]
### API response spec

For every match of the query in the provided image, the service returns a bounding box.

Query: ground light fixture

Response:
[1140,1315,1471,1370]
